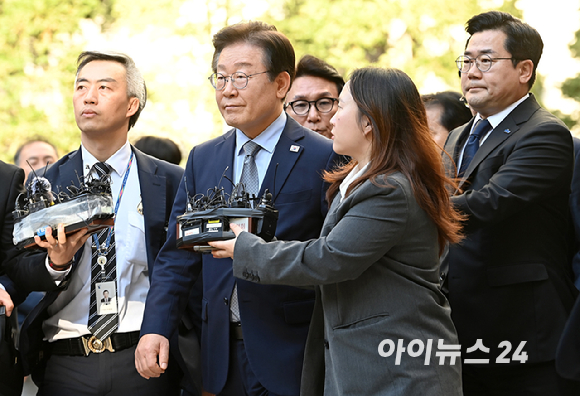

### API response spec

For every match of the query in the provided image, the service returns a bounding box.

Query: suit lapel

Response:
[450,121,473,163]
[461,96,539,182]
[461,118,518,181]
[134,148,165,269]
[214,130,236,193]
[261,117,305,200]
[444,121,472,184]
[56,149,84,191]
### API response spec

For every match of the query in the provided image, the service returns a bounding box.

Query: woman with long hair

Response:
[210,67,464,395]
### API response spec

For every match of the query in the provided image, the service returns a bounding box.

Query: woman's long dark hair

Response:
[324,68,463,252]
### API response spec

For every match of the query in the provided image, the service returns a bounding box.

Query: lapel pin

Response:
[504,129,511,133]
[290,145,300,152]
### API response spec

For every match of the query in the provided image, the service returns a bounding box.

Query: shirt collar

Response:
[339,162,370,202]
[81,141,132,178]
[475,93,529,131]
[235,111,286,156]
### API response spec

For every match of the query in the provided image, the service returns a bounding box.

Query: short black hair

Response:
[212,21,295,86]
[422,91,473,132]
[14,138,58,166]
[77,51,147,130]
[465,11,543,89]
[134,136,182,165]
[295,55,345,95]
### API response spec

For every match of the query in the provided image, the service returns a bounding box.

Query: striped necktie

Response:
[87,162,118,340]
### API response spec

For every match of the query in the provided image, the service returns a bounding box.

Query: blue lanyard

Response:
[93,150,134,257]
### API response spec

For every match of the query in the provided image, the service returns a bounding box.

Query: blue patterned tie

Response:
[87,162,118,340]
[459,119,491,177]
[230,140,261,322]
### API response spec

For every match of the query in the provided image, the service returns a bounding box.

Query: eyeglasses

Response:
[208,71,269,91]
[285,98,338,116]
[455,54,514,73]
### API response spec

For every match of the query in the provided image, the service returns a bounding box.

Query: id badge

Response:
[96,281,118,315]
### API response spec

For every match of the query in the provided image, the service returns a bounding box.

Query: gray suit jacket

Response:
[232,172,462,396]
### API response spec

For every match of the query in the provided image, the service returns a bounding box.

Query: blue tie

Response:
[459,119,491,177]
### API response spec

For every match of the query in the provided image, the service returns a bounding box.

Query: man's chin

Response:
[464,95,485,110]
[222,114,241,129]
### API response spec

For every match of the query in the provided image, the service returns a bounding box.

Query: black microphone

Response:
[217,166,230,189]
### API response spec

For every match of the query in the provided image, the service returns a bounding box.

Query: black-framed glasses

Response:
[285,98,338,116]
[208,71,269,91]
[455,54,514,73]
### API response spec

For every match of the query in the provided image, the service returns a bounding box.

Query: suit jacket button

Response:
[242,270,249,278]
[440,272,446,282]
[223,298,228,305]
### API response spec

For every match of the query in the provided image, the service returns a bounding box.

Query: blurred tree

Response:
[0,0,114,163]
[265,0,520,93]
[106,0,233,151]
[560,28,580,131]
[0,0,537,164]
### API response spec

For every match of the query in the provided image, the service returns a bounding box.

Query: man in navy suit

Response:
[0,161,24,313]
[443,11,578,396]
[0,161,25,396]
[5,51,183,395]
[136,21,338,395]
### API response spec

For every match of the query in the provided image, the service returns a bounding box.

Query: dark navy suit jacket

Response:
[443,95,578,365]
[140,117,338,395]
[0,161,25,303]
[569,137,580,288]
[5,147,183,375]
[0,161,25,396]
[556,138,580,380]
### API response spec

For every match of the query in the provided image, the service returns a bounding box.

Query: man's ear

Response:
[519,59,534,85]
[126,97,140,118]
[275,71,291,100]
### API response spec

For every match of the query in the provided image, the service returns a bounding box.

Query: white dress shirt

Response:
[43,141,149,341]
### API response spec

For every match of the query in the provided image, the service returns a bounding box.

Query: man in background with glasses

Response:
[136,21,338,396]
[284,55,344,139]
[442,10,579,396]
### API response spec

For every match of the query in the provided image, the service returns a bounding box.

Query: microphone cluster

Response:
[176,172,278,253]
[12,168,114,250]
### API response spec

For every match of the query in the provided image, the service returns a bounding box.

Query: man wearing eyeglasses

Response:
[442,11,579,396]
[136,21,338,396]
[284,55,344,139]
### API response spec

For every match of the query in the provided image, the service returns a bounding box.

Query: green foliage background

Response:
[560,28,580,130]
[0,0,549,165]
